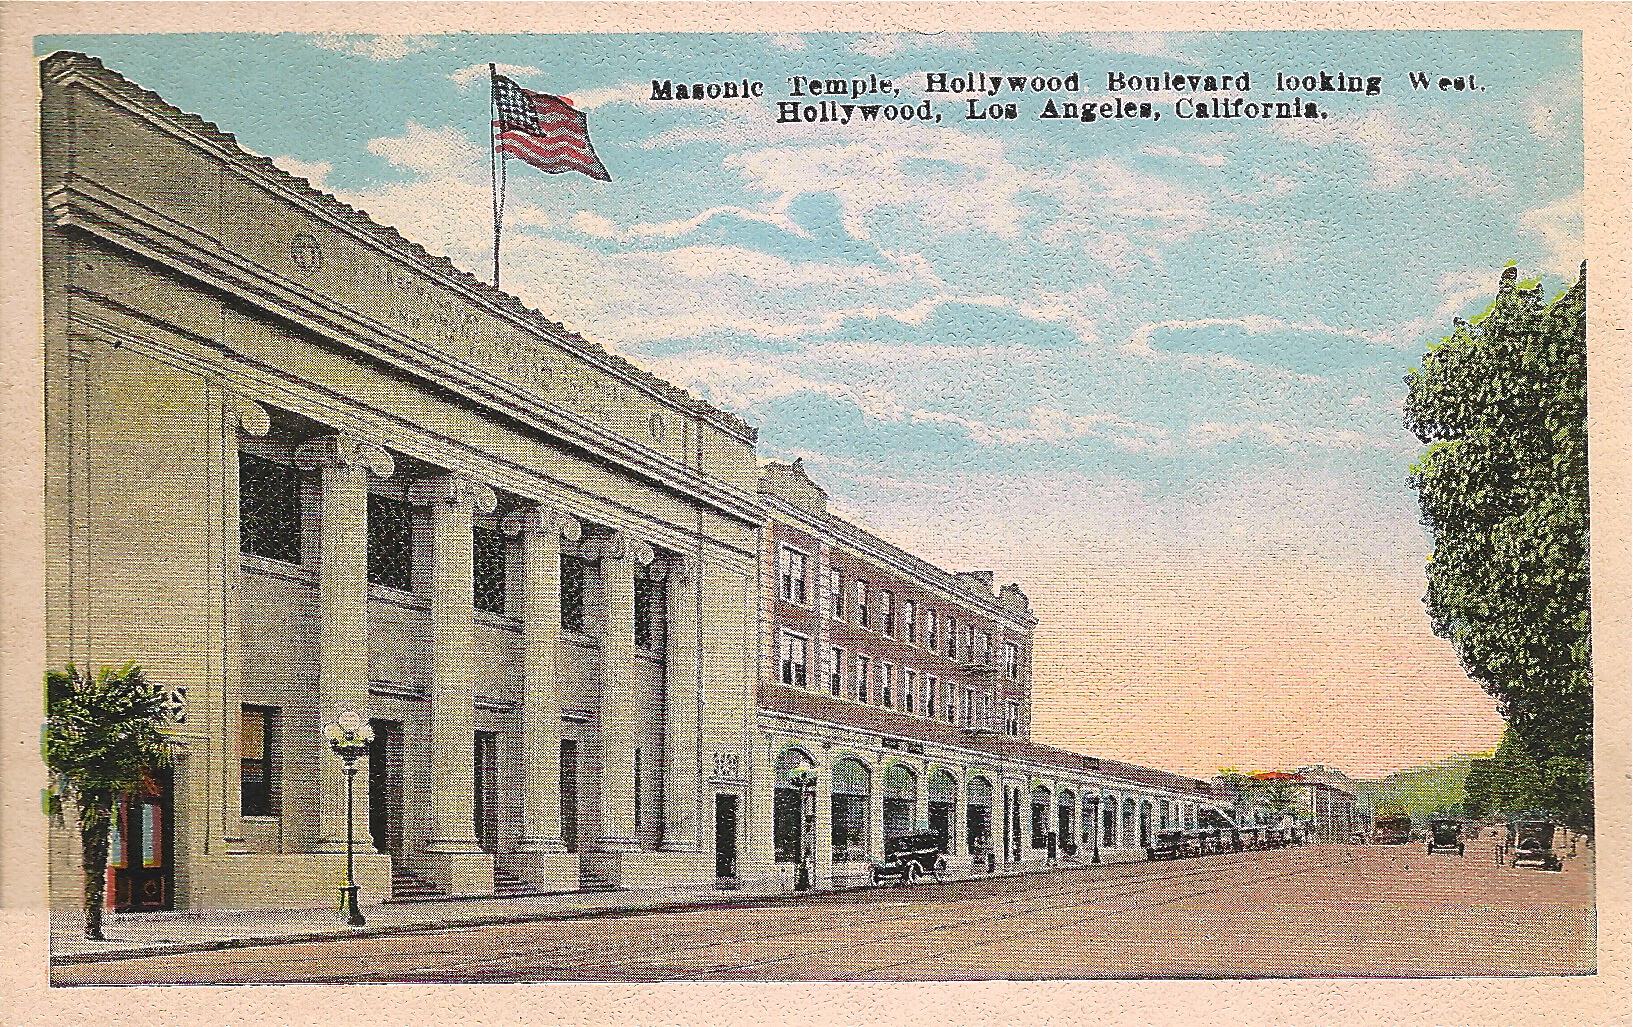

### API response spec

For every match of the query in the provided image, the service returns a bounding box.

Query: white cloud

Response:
[308,34,438,62]
[1520,191,1584,279]
[1085,33,1208,66]
[770,33,807,52]
[1274,109,1499,192]
[366,121,483,177]
[1140,144,1227,169]
[849,32,977,58]
[570,197,814,242]
[1121,315,1366,362]
[448,62,544,89]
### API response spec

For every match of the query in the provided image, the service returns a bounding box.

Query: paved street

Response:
[53,844,1595,985]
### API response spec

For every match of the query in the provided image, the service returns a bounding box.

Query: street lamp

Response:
[324,710,373,927]
[790,769,816,891]
[1090,794,1102,864]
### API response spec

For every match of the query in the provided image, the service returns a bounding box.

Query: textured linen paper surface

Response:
[2,2,1628,1025]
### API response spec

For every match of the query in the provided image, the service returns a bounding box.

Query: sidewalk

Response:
[51,858,1076,965]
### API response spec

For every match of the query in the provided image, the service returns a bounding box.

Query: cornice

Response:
[41,51,756,446]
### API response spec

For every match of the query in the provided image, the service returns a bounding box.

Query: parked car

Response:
[1146,830,1185,861]
[1427,818,1464,855]
[871,831,949,884]
[1510,821,1562,872]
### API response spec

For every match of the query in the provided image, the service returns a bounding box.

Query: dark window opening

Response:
[560,739,578,853]
[473,525,508,614]
[635,570,667,652]
[560,555,590,632]
[239,453,302,563]
[240,705,277,816]
[367,493,414,592]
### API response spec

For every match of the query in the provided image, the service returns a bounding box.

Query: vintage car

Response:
[1180,830,1207,858]
[1372,815,1413,845]
[871,831,949,885]
[1146,830,1185,861]
[1427,818,1465,855]
[1510,821,1562,872]
[1239,826,1264,850]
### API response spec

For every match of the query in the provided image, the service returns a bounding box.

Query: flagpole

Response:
[489,62,502,289]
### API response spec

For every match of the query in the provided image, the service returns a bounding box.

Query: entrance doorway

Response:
[368,719,404,856]
[714,794,739,879]
[474,731,499,854]
[109,770,173,912]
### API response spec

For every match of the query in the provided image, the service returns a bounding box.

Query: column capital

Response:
[227,394,271,437]
[293,434,394,477]
[583,531,655,565]
[501,504,582,542]
[661,553,693,583]
[408,472,498,514]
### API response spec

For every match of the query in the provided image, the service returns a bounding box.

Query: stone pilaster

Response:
[293,434,393,853]
[660,554,699,851]
[411,473,497,895]
[503,505,580,856]
[220,393,269,853]
[869,758,886,863]
[592,532,649,855]
[950,776,965,859]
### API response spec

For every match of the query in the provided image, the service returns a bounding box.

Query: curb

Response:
[51,862,1073,966]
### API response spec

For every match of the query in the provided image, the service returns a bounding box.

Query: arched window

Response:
[883,763,918,840]
[966,775,993,853]
[1121,797,1136,848]
[927,769,957,853]
[1140,800,1154,847]
[773,748,815,863]
[831,758,870,862]
[1081,793,1095,846]
[1030,785,1051,849]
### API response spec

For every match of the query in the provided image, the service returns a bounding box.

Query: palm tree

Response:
[44,663,174,940]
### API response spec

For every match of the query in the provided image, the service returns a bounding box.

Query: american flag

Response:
[492,74,611,181]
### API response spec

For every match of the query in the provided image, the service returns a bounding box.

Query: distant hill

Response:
[1354,754,1491,819]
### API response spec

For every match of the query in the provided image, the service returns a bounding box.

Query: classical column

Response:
[294,434,393,852]
[592,532,649,852]
[950,776,965,859]
[813,763,833,885]
[914,762,930,835]
[220,393,269,853]
[410,473,497,857]
[503,505,580,855]
[869,759,886,863]
[660,554,699,851]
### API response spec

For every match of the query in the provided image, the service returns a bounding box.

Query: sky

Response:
[38,30,1585,779]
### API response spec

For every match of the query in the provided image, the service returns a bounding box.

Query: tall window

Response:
[880,591,895,637]
[903,600,917,643]
[926,675,938,719]
[944,617,958,659]
[560,739,578,853]
[634,566,668,652]
[854,581,869,628]
[473,525,508,615]
[367,493,414,592]
[881,662,894,708]
[779,631,809,688]
[962,625,975,662]
[826,647,843,696]
[779,547,809,605]
[240,705,277,816]
[903,669,917,715]
[827,567,844,619]
[856,654,871,703]
[831,759,871,862]
[978,630,992,665]
[560,555,590,632]
[239,453,301,563]
[945,681,957,723]
[925,608,937,649]
[1004,641,1020,680]
[1005,702,1020,736]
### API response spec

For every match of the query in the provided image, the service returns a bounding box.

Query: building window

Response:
[925,609,937,649]
[634,566,668,652]
[239,452,301,563]
[880,591,895,637]
[856,654,871,703]
[366,493,414,592]
[881,662,894,708]
[780,631,809,688]
[944,617,958,659]
[1031,787,1050,848]
[473,525,508,615]
[960,688,973,725]
[978,631,991,665]
[903,669,916,715]
[854,581,869,628]
[1004,641,1020,680]
[560,739,578,853]
[926,675,938,719]
[560,555,590,632]
[827,567,844,619]
[779,547,809,606]
[945,681,957,723]
[774,751,815,863]
[962,625,975,663]
[826,647,843,696]
[831,758,871,862]
[1005,702,1020,736]
[240,705,277,816]
[903,600,916,643]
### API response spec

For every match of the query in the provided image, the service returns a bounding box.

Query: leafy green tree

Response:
[1486,723,1546,819]
[1405,263,1591,826]
[44,663,174,940]
[1462,758,1496,819]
